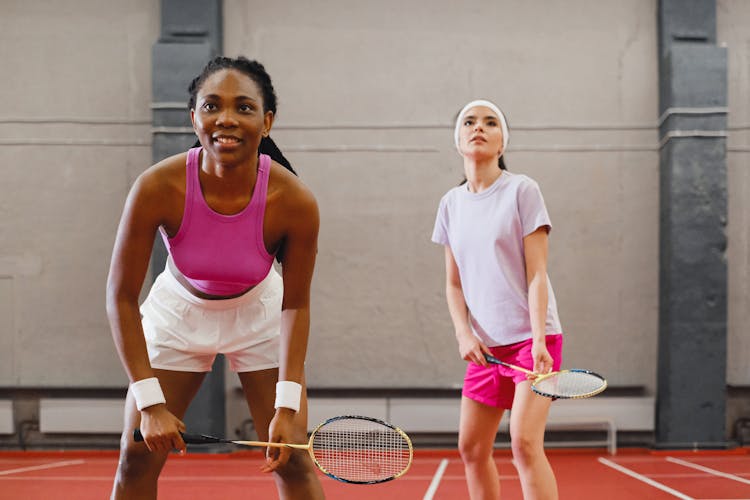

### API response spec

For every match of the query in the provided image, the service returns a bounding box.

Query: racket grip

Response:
[484,353,535,375]
[132,429,222,444]
[484,353,502,364]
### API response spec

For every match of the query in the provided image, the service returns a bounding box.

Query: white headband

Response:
[454,99,509,155]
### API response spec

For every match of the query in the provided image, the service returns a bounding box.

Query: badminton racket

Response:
[134,414,413,484]
[484,353,607,399]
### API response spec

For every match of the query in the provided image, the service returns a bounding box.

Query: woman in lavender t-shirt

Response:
[432,100,563,499]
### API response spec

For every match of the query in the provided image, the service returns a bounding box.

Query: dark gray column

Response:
[657,0,729,448]
[152,0,225,441]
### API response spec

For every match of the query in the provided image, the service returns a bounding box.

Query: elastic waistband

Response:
[487,333,563,350]
[159,263,279,310]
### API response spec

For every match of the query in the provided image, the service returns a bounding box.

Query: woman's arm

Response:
[264,181,319,469]
[276,187,319,390]
[523,227,553,374]
[107,173,160,384]
[444,246,490,366]
[106,169,186,453]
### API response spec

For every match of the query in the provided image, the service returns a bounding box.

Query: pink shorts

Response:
[462,334,563,409]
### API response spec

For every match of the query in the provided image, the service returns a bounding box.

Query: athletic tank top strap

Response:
[249,154,271,257]
[182,146,201,230]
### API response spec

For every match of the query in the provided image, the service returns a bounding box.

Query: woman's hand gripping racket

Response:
[484,354,607,399]
[135,415,413,484]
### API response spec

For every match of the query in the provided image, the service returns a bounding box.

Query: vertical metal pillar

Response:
[152,0,225,440]
[656,0,729,448]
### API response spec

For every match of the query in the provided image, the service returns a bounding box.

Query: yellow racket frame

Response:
[485,354,608,399]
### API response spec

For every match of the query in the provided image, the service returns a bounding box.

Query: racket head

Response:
[531,369,608,399]
[308,415,413,484]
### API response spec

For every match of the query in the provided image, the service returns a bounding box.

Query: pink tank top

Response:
[160,147,275,296]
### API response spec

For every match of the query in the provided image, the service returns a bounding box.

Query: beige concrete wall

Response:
[1,0,747,395]
[224,0,662,389]
[0,0,158,386]
[718,0,750,386]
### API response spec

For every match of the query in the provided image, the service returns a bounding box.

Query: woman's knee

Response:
[458,434,493,464]
[274,450,317,483]
[115,436,168,482]
[510,433,543,464]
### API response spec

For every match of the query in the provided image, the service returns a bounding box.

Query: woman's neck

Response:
[463,158,502,193]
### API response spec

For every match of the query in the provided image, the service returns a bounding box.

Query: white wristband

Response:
[274,381,302,412]
[130,377,166,411]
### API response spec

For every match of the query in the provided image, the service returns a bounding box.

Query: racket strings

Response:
[534,370,606,398]
[311,417,411,483]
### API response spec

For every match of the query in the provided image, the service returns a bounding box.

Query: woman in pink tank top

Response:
[106,57,324,499]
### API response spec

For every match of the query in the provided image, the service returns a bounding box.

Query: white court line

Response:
[598,457,694,500]
[423,458,449,500]
[666,456,750,485]
[0,459,85,476]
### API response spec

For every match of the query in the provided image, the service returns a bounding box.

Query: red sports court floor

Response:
[0,448,748,499]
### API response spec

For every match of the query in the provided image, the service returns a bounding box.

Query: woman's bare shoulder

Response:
[268,161,317,213]
[135,151,189,193]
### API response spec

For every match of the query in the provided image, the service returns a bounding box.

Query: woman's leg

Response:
[458,396,505,500]
[238,368,325,500]
[111,369,206,500]
[509,381,558,500]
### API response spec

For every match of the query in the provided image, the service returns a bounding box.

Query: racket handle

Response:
[484,353,535,375]
[132,429,223,444]
[232,440,309,450]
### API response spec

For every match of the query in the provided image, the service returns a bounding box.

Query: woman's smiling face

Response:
[191,68,272,164]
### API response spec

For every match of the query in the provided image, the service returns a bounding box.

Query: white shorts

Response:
[140,264,282,372]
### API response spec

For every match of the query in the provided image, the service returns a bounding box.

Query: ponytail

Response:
[259,136,296,175]
[498,155,507,171]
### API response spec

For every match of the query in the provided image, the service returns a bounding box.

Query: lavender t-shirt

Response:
[432,172,563,346]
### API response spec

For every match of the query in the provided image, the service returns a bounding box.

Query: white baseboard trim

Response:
[0,400,13,434]
[309,395,654,455]
[39,398,125,434]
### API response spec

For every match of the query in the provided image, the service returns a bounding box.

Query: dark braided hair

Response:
[189,56,296,175]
